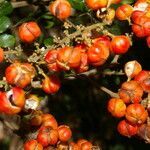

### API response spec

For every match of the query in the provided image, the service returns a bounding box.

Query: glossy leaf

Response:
[0,34,15,48]
[0,16,11,33]
[0,1,13,16]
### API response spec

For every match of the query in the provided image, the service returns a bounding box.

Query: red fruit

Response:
[87,43,110,66]
[134,70,150,92]
[0,48,4,63]
[30,111,43,126]
[80,141,93,150]
[92,35,111,48]
[125,104,148,124]
[107,98,126,118]
[24,139,43,150]
[117,120,138,137]
[111,0,121,4]
[85,0,108,10]
[110,35,131,54]
[57,46,81,70]
[0,87,25,115]
[116,4,133,21]
[131,10,145,24]
[41,114,58,129]
[132,16,150,37]
[42,118,58,130]
[18,21,41,43]
[5,62,35,88]
[146,36,150,47]
[69,142,80,150]
[77,139,88,148]
[49,0,72,20]
[42,75,61,94]
[58,125,72,142]
[45,50,60,72]
[118,80,143,104]
[37,126,59,147]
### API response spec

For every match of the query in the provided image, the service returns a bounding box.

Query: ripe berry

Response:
[110,35,131,54]
[134,70,150,92]
[85,0,108,10]
[37,126,59,147]
[77,139,88,147]
[45,50,60,72]
[57,46,81,70]
[118,80,143,104]
[107,98,126,118]
[131,10,145,24]
[125,104,148,124]
[75,44,88,73]
[49,0,72,20]
[42,115,58,130]
[58,125,72,142]
[132,15,150,37]
[0,48,4,63]
[124,60,142,79]
[18,21,41,43]
[117,120,138,137]
[80,141,93,150]
[69,142,80,150]
[42,75,61,94]
[24,139,43,150]
[92,35,111,48]
[0,87,25,115]
[30,111,43,126]
[87,43,110,66]
[5,62,35,88]
[116,4,133,21]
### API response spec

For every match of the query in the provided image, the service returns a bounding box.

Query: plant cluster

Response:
[0,0,149,149]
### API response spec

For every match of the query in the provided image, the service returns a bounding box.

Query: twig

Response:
[100,86,119,98]
[11,1,28,8]
[11,0,50,8]
[103,70,125,76]
[44,22,106,53]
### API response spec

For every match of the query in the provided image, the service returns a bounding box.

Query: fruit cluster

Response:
[115,0,150,47]
[0,0,150,148]
[24,112,93,150]
[107,60,150,141]
[44,34,131,73]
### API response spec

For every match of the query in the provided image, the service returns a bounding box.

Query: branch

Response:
[43,22,106,54]
[11,0,50,8]
[100,86,119,98]
[11,1,28,8]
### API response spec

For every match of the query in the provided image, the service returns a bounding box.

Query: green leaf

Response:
[121,0,135,4]
[45,21,54,29]
[0,16,11,33]
[0,34,15,48]
[41,14,53,20]
[44,37,53,47]
[0,1,13,16]
[68,0,87,11]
